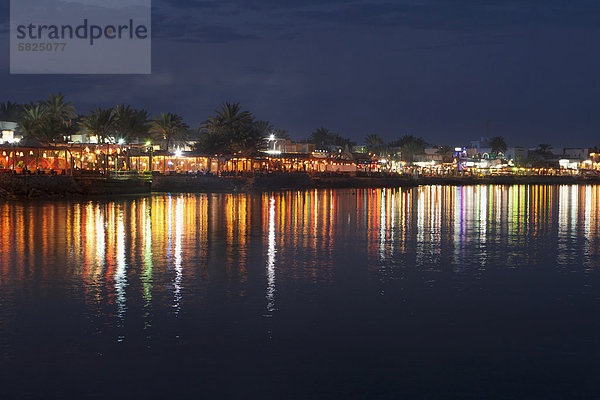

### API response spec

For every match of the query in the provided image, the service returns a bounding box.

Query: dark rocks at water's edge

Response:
[151,173,415,192]
[1,173,600,199]
[413,175,600,186]
[0,174,151,199]
[0,175,82,199]
[128,173,600,192]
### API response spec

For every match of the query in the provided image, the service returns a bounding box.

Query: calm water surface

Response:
[2,185,600,399]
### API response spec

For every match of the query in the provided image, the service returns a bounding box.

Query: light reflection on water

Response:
[0,186,599,308]
[2,185,600,397]
[266,196,277,315]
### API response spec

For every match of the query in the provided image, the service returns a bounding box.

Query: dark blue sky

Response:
[1,0,599,147]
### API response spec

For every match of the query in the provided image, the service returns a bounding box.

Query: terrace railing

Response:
[109,170,153,180]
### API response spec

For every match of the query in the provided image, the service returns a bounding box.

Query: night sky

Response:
[1,0,599,147]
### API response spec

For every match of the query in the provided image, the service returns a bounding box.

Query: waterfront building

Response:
[0,121,20,145]
[559,158,582,170]
[505,146,528,162]
[264,138,316,155]
[413,148,444,165]
[468,136,492,156]
[563,148,589,161]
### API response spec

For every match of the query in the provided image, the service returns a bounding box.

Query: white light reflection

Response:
[95,205,105,268]
[583,186,591,269]
[114,208,127,337]
[429,187,441,265]
[453,187,463,267]
[416,188,425,267]
[266,197,277,314]
[142,199,153,331]
[557,186,577,265]
[390,191,396,258]
[378,190,388,295]
[379,190,386,262]
[479,186,488,267]
[173,196,184,315]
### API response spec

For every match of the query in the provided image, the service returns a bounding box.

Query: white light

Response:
[174,149,183,157]
[269,134,275,141]
[265,150,282,155]
[454,147,462,152]
[266,197,276,313]
[118,139,125,145]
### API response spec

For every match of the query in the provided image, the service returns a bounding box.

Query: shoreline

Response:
[1,173,599,199]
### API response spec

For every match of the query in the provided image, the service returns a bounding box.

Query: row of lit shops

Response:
[0,146,363,174]
[3,144,594,176]
[382,159,588,176]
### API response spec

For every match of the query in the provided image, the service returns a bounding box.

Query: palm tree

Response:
[18,104,47,139]
[400,140,426,164]
[200,102,261,155]
[537,143,552,156]
[16,94,77,143]
[194,129,229,154]
[18,119,38,138]
[274,129,291,140]
[364,134,384,153]
[489,136,507,154]
[44,92,76,122]
[203,102,254,134]
[149,113,189,151]
[254,120,275,137]
[79,108,116,144]
[310,127,333,150]
[37,117,67,143]
[436,145,454,163]
[114,104,149,143]
[389,135,427,149]
[0,101,24,122]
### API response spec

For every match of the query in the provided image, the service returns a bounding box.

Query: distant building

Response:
[563,148,588,161]
[413,148,444,164]
[69,132,98,144]
[0,121,21,144]
[285,141,316,154]
[589,152,600,163]
[265,138,286,153]
[469,137,492,156]
[505,146,528,161]
[559,159,581,170]
[264,138,315,154]
[467,136,492,158]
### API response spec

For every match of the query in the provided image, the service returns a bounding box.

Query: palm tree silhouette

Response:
[149,113,189,152]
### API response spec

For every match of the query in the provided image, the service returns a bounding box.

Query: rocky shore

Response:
[0,174,151,199]
[1,172,599,199]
